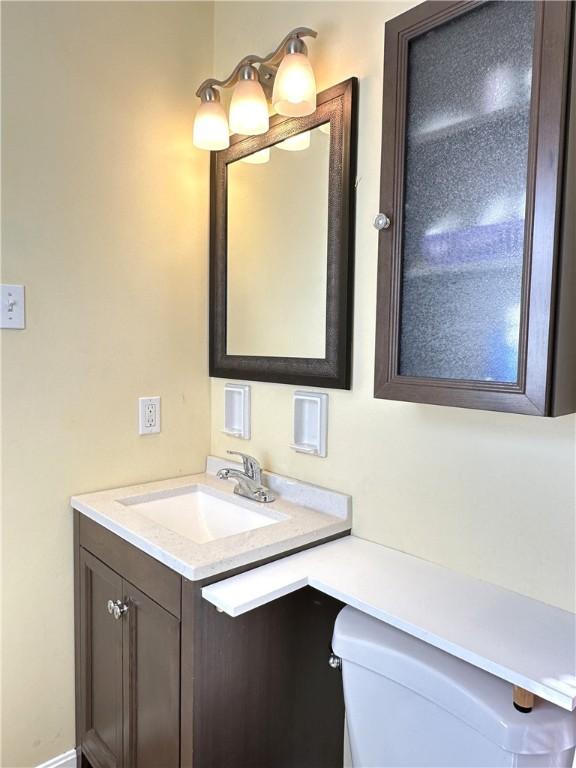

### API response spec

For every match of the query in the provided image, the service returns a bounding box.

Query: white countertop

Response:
[202,536,576,712]
[71,457,351,581]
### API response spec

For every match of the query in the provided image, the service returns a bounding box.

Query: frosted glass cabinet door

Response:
[374,0,575,416]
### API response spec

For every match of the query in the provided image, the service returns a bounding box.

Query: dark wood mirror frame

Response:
[209,77,358,389]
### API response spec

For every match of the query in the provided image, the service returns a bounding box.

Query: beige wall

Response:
[211,1,576,613]
[1,3,213,766]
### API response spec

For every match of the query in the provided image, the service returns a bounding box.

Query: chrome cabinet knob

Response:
[107,599,128,620]
[373,213,391,230]
[113,602,128,620]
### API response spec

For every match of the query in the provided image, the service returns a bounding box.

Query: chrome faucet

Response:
[216,451,276,503]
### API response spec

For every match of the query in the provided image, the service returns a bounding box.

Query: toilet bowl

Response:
[333,606,576,768]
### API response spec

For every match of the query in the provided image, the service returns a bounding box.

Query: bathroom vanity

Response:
[72,459,351,768]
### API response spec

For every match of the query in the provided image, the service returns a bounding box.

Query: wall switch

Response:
[139,396,161,435]
[1,284,25,329]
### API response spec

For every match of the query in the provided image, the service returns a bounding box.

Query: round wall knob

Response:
[373,213,391,230]
[107,599,115,615]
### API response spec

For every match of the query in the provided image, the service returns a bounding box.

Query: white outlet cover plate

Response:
[1,284,25,329]
[139,396,161,435]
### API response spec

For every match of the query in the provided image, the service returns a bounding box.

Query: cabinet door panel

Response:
[79,549,124,768]
[122,580,180,768]
[375,0,574,414]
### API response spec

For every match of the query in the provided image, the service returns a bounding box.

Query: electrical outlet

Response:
[139,396,161,435]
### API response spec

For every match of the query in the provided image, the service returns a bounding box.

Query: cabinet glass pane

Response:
[398,1,536,383]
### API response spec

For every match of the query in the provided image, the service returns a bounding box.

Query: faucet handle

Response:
[226,450,261,482]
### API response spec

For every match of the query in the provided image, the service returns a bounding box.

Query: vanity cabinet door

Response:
[121,580,180,768]
[79,549,124,768]
[374,0,575,415]
[77,532,181,768]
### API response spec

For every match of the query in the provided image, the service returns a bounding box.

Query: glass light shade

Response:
[272,52,317,117]
[276,130,311,152]
[229,79,269,136]
[240,148,271,165]
[192,100,229,150]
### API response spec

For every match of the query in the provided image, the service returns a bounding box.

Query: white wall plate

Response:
[223,383,251,439]
[1,284,25,329]
[291,391,328,457]
[138,396,161,435]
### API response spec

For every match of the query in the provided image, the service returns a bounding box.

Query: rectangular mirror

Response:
[210,78,357,388]
[226,123,330,360]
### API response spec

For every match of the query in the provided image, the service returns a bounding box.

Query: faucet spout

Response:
[217,468,244,482]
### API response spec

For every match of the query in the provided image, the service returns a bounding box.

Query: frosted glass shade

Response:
[272,52,317,117]
[192,100,229,150]
[276,130,311,151]
[240,148,270,164]
[229,79,269,136]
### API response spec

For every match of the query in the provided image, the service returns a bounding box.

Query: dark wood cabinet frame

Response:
[210,78,358,389]
[374,1,576,415]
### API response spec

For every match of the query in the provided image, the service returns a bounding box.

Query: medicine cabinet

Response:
[374,1,575,415]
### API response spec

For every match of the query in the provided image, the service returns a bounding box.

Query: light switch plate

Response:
[139,396,161,435]
[1,284,25,329]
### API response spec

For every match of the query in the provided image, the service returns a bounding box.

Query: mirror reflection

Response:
[226,124,331,358]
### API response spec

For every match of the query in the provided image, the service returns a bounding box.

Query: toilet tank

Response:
[333,606,576,768]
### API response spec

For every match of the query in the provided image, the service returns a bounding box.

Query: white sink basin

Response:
[119,485,284,544]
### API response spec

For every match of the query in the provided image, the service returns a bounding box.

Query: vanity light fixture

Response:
[229,65,270,136]
[192,27,318,150]
[192,87,230,151]
[272,37,317,117]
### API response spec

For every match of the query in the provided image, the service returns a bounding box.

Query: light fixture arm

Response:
[195,27,318,97]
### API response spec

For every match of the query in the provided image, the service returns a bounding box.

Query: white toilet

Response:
[333,606,576,768]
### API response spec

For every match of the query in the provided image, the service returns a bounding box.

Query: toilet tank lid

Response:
[332,606,576,755]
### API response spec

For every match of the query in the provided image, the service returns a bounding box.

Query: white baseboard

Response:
[36,748,77,768]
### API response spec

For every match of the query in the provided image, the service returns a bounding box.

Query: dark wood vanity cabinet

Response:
[374,0,576,415]
[74,512,345,768]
